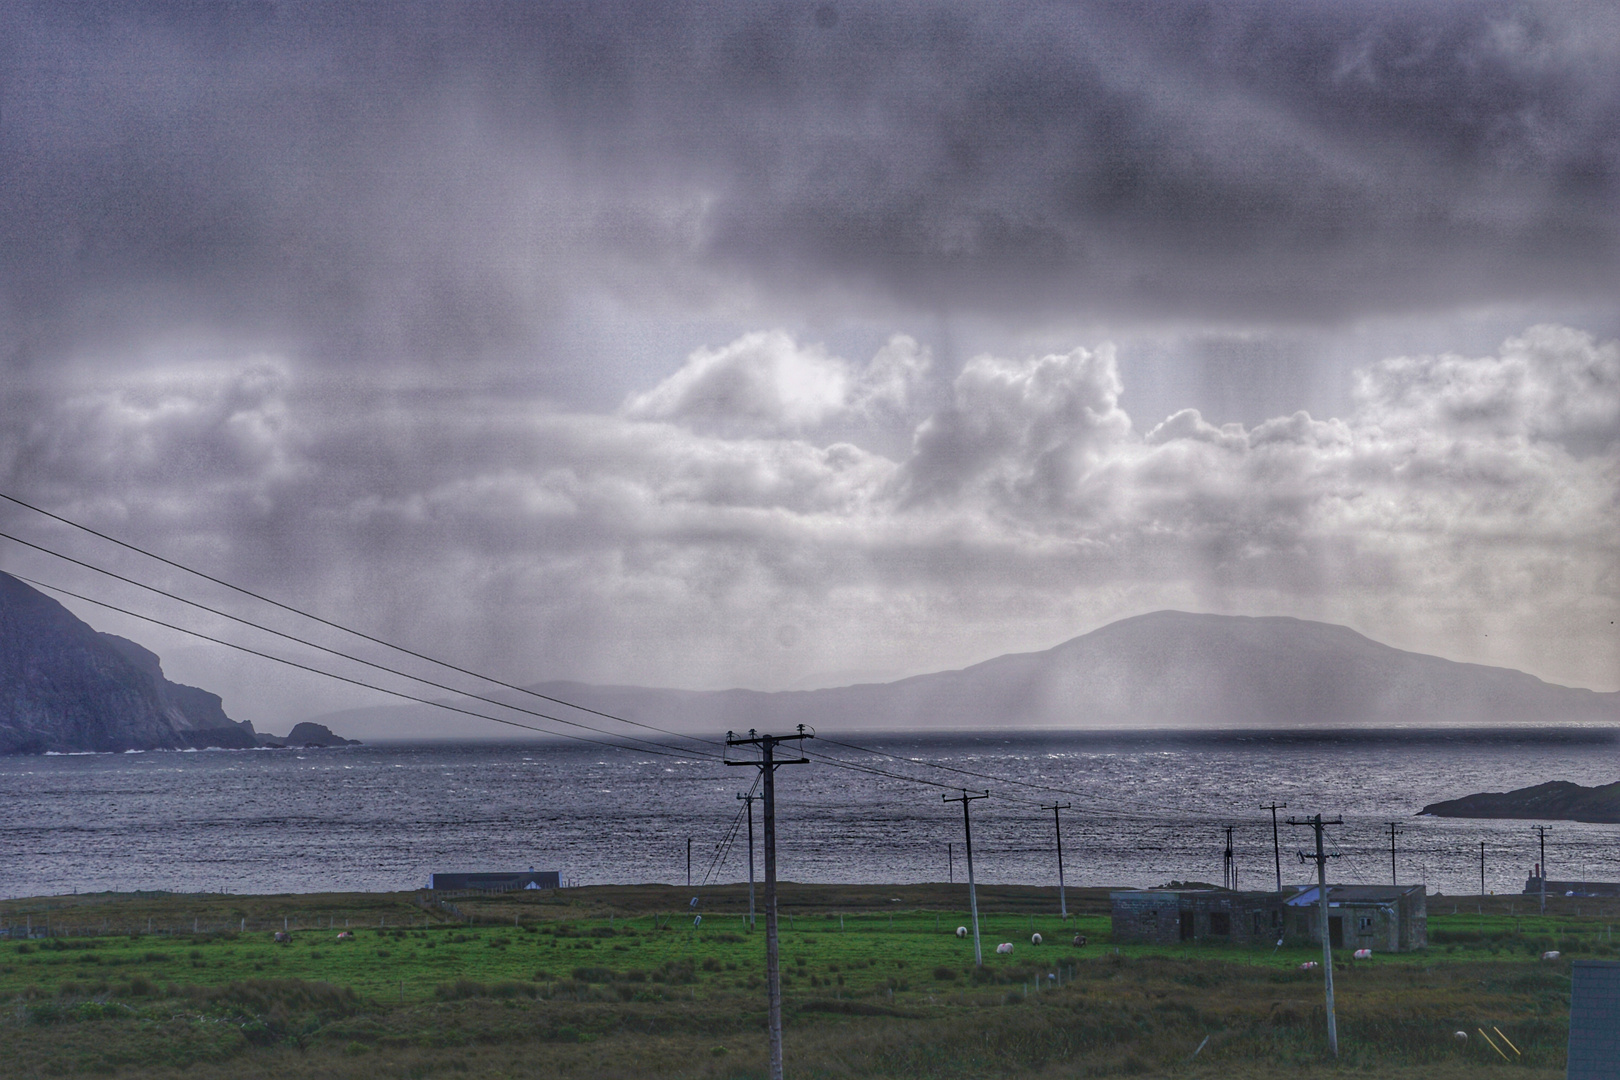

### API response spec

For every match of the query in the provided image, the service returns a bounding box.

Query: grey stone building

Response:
[1283,884,1426,952]
[1110,888,1288,947]
[1110,883,1426,952]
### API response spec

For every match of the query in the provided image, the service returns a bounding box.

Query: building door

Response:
[1329,916,1344,948]
[1180,911,1194,941]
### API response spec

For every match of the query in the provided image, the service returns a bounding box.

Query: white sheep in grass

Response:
[1542,950,1561,960]
[956,926,968,938]
[996,942,1014,955]
[1353,948,1372,959]
[1454,1031,1468,1042]
[1030,932,1042,945]
[1298,961,1318,970]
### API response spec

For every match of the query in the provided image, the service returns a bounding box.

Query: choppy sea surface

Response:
[5,729,1620,900]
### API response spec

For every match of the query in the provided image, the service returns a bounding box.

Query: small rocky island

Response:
[257,722,361,748]
[1421,780,1620,823]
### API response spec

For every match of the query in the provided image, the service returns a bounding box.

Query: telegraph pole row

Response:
[726,727,812,1080]
[1043,803,1070,918]
[945,790,988,966]
[1288,813,1344,1058]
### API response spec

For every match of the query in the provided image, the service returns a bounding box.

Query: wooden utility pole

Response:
[1223,825,1237,890]
[947,842,953,884]
[1288,814,1344,1058]
[1261,803,1287,893]
[1480,840,1486,910]
[1536,826,1548,915]
[726,727,811,1080]
[1043,803,1071,917]
[1385,822,1402,885]
[945,790,989,966]
[737,792,758,930]
[687,837,692,887]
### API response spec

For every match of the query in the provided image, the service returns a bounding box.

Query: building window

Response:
[1358,916,1374,932]
[1209,912,1231,935]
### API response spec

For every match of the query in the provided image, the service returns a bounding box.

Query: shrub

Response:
[933,965,959,981]
[652,959,695,985]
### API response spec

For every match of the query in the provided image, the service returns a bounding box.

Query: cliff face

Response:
[0,572,257,753]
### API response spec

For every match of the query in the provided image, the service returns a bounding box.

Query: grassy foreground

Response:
[0,884,1591,1079]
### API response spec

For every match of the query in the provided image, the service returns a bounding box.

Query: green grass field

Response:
[0,885,1593,1078]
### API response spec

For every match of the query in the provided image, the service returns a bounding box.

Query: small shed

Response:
[1569,960,1620,1080]
[430,869,560,891]
[1284,884,1426,952]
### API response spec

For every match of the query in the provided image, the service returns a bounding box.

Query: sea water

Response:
[3,729,1618,899]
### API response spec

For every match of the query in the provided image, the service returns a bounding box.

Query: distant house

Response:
[1111,883,1426,952]
[429,870,560,892]
[1522,876,1620,899]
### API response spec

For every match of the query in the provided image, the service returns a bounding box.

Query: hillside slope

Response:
[308,611,1619,740]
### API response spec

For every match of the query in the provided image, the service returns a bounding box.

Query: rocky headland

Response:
[1420,780,1620,823]
[0,572,352,754]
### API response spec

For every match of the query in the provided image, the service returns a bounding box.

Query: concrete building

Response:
[1111,883,1427,952]
[1110,888,1288,947]
[1283,884,1427,952]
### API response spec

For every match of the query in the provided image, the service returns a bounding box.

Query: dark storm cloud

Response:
[2,0,1616,370]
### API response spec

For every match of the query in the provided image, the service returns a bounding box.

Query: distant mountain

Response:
[306,611,1620,741]
[1421,781,1620,823]
[0,572,259,753]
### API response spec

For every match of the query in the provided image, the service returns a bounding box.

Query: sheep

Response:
[1454,1030,1468,1042]
[1072,933,1087,947]
[1353,948,1372,959]
[995,942,1014,955]
[335,931,353,941]
[1542,950,1561,960]
[273,931,290,944]
[1298,960,1318,970]
[1030,932,1042,945]
[956,926,968,938]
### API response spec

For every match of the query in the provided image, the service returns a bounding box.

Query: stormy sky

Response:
[1,1,1617,728]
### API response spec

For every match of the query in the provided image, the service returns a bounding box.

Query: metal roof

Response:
[1285,884,1423,906]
